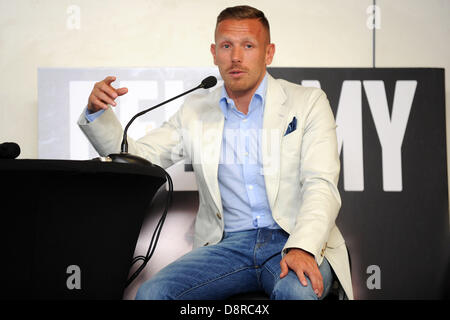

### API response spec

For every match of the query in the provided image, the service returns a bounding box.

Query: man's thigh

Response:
[261,256,334,300]
[135,232,259,300]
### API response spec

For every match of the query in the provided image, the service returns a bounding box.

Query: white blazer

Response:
[78,74,354,299]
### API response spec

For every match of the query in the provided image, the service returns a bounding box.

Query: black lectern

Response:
[0,159,166,299]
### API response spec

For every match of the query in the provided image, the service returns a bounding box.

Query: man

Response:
[78,5,353,300]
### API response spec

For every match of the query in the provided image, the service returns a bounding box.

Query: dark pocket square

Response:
[284,116,297,136]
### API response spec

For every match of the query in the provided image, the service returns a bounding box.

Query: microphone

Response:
[200,76,218,89]
[0,142,21,159]
[107,76,217,165]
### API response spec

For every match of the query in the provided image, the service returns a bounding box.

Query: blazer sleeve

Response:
[282,90,341,264]
[77,106,185,168]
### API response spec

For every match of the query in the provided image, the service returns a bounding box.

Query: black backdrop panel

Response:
[268,68,449,299]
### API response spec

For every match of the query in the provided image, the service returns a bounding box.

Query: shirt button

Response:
[244,152,249,156]
[216,212,222,220]
[248,185,253,190]
[242,118,248,122]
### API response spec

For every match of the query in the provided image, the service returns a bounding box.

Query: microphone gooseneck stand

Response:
[108,76,218,166]
[104,76,217,287]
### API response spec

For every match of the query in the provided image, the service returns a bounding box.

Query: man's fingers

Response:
[317,276,324,297]
[116,87,128,96]
[279,259,289,278]
[296,270,324,298]
[292,267,325,298]
[310,276,320,297]
[96,91,116,107]
[98,82,118,99]
[91,97,108,110]
[280,249,325,298]
[308,270,324,297]
[88,76,122,113]
[296,270,308,287]
[104,76,116,85]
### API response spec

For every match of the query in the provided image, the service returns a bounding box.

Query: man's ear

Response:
[265,43,276,66]
[210,44,217,65]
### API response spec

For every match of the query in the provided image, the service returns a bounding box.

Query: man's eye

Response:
[245,44,253,49]
[223,44,230,49]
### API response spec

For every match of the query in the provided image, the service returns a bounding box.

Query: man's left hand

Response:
[279,248,323,298]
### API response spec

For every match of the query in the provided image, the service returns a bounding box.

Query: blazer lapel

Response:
[262,75,288,209]
[200,89,224,213]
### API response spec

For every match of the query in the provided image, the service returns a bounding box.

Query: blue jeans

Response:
[135,228,334,300]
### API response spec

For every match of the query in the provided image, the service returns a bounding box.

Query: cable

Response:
[125,168,173,287]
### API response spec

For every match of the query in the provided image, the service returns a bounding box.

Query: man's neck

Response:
[226,92,252,115]
[225,74,266,115]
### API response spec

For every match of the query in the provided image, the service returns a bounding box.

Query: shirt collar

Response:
[219,72,268,119]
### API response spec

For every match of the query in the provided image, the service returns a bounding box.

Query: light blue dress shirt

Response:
[218,73,279,232]
[85,107,105,122]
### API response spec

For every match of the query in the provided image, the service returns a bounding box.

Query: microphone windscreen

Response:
[201,76,217,89]
[0,142,21,159]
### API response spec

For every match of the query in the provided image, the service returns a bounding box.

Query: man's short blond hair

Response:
[215,5,271,42]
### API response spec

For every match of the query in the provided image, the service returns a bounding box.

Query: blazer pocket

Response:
[281,129,302,158]
[280,130,302,178]
[282,128,301,141]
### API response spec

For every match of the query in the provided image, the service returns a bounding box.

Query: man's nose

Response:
[231,47,243,63]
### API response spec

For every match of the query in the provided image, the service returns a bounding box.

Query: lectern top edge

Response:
[0,159,167,180]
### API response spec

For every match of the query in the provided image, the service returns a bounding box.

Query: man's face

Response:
[211,18,275,97]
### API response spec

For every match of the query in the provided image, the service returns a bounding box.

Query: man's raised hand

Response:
[87,76,128,113]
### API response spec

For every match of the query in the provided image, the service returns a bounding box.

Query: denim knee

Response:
[270,274,319,300]
[135,278,175,300]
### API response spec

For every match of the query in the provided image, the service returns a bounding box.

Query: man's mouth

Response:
[228,69,246,78]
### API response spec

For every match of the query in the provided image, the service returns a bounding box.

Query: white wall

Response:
[0,0,449,192]
[1,0,448,154]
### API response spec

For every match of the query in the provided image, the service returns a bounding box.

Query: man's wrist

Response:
[286,247,314,258]
[85,105,105,122]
